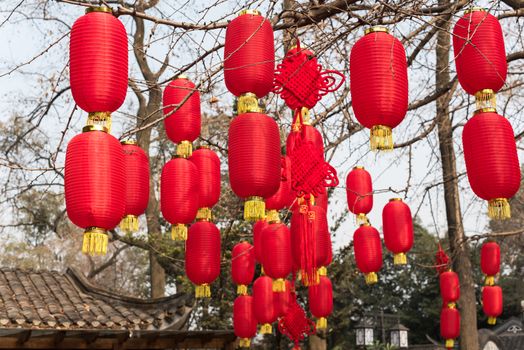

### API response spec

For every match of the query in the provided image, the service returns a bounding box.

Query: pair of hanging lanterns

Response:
[481,241,503,325]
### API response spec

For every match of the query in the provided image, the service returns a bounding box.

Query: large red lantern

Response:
[314,205,332,271]
[120,141,149,234]
[232,242,255,295]
[353,223,383,285]
[228,112,281,221]
[185,220,221,298]
[253,219,268,265]
[234,295,257,348]
[382,198,414,265]
[163,76,201,157]
[440,306,460,349]
[481,241,501,286]
[482,285,503,325]
[274,280,292,317]
[160,157,199,240]
[346,166,373,223]
[262,222,292,291]
[65,126,125,255]
[70,7,128,130]
[253,276,278,334]
[439,271,460,307]
[308,276,333,330]
[452,8,507,109]
[190,146,221,220]
[265,156,294,217]
[462,109,520,220]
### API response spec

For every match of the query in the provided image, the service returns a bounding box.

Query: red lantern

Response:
[440,306,460,349]
[190,146,221,220]
[253,276,278,334]
[314,186,328,212]
[70,7,128,129]
[481,241,501,286]
[119,141,149,234]
[350,27,408,151]
[232,242,255,295]
[65,126,125,255]
[439,271,460,306]
[462,109,520,220]
[353,223,383,285]
[228,112,281,221]
[453,8,507,109]
[253,219,268,265]
[274,280,292,317]
[163,76,201,157]
[262,222,292,291]
[346,166,373,223]
[265,156,294,216]
[185,220,221,298]
[382,198,414,265]
[314,205,332,271]
[308,276,333,330]
[287,123,325,159]
[234,295,257,348]
[160,157,199,240]
[482,285,503,325]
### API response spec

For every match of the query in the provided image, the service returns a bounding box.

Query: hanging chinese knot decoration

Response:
[346,166,373,224]
[382,198,414,265]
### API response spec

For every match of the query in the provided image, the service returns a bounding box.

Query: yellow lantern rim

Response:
[86,6,113,14]
[365,26,389,35]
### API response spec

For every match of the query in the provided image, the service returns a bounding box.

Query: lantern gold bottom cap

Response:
[445,339,454,349]
[488,316,497,325]
[82,227,108,256]
[364,272,378,285]
[259,323,272,334]
[120,215,139,234]
[370,125,393,151]
[484,275,495,286]
[488,198,511,220]
[171,224,187,241]
[195,284,211,298]
[393,253,407,265]
[239,338,251,348]
[244,197,265,222]
[316,317,327,330]
[272,278,287,292]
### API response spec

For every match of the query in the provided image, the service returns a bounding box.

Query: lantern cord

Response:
[119,215,139,234]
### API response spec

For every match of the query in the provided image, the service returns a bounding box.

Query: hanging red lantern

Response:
[163,76,201,157]
[232,242,255,295]
[439,271,460,307]
[262,222,292,291]
[266,156,294,218]
[462,109,520,220]
[119,141,149,234]
[308,275,333,330]
[346,166,373,223]
[353,223,383,285]
[286,109,324,157]
[160,157,199,240]
[234,295,257,348]
[482,285,503,325]
[70,7,128,131]
[382,198,414,265]
[65,126,125,256]
[253,219,268,266]
[440,306,460,350]
[452,8,507,109]
[185,220,221,298]
[228,112,281,221]
[314,186,328,212]
[314,205,332,272]
[274,280,292,317]
[350,27,408,151]
[253,276,278,334]
[190,146,221,220]
[481,241,501,286]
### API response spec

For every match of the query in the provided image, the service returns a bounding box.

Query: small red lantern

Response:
[261,222,292,291]
[65,126,125,255]
[265,156,294,217]
[185,220,221,298]
[232,242,255,295]
[314,205,332,272]
[253,276,278,334]
[462,109,520,220]
[120,141,149,234]
[253,219,268,266]
[353,223,383,285]
[346,166,373,223]
[190,146,221,220]
[160,157,199,240]
[163,76,201,157]
[482,285,503,325]
[228,112,281,221]
[453,8,507,109]
[382,198,414,265]
[274,280,292,317]
[481,241,501,286]
[440,306,460,349]
[308,276,333,330]
[350,27,408,151]
[439,271,460,307]
[234,295,257,348]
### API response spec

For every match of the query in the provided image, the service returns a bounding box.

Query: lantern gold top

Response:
[464,7,486,14]
[83,125,108,133]
[365,26,389,35]
[121,140,137,145]
[238,9,261,16]
[360,222,371,227]
[474,107,497,115]
[176,74,189,79]
[389,198,403,202]
[197,145,210,149]
[354,165,365,170]
[86,6,113,14]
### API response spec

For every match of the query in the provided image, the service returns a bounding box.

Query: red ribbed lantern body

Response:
[160,158,199,226]
[228,113,281,199]
[308,276,333,319]
[266,156,294,211]
[287,125,324,158]
[313,205,331,268]
[440,307,460,341]
[70,11,127,113]
[353,225,383,274]
[346,167,373,216]
[315,186,328,212]
[232,242,256,287]
[462,112,520,201]
[262,223,292,280]
[440,271,460,304]
[253,276,278,325]
[234,296,257,339]
[190,147,221,208]
[163,78,201,144]
[253,220,268,264]
[185,221,221,285]
[275,280,292,317]
[121,143,149,216]
[224,13,274,97]
[65,131,125,229]
[453,11,507,96]
[481,241,501,277]
[482,286,503,319]
[382,199,414,256]
[350,31,408,130]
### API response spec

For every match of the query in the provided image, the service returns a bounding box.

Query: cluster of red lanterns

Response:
[438,265,461,350]
[481,241,503,325]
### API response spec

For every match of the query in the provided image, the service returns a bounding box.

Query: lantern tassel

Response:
[488,198,511,220]
[176,141,193,158]
[195,284,211,298]
[484,275,495,286]
[393,252,407,265]
[171,224,188,241]
[370,125,393,151]
[273,278,287,292]
[316,317,327,330]
[318,266,328,276]
[239,338,251,348]
[260,323,273,334]
[196,207,212,221]
[356,213,368,225]
[87,112,112,133]
[445,339,454,349]
[364,272,378,285]
[82,227,108,256]
[119,215,139,234]
[487,316,497,325]
[266,209,280,223]
[237,284,248,295]
[244,196,265,222]
[237,93,261,114]
[474,89,496,110]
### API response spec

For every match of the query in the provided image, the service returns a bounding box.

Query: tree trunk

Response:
[308,334,327,350]
[435,3,479,349]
